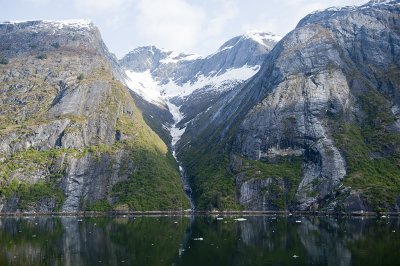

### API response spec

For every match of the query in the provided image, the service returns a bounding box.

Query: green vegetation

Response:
[0,56,8,65]
[111,150,189,210]
[17,181,65,210]
[0,148,68,211]
[104,78,189,210]
[333,90,400,211]
[86,199,112,212]
[240,156,303,209]
[36,53,47,60]
[51,42,60,49]
[181,145,241,211]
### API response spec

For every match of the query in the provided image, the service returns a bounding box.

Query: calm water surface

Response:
[0,215,399,265]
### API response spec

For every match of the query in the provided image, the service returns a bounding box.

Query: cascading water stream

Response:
[166,101,195,210]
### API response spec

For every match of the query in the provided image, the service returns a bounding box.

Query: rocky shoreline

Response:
[0,210,399,217]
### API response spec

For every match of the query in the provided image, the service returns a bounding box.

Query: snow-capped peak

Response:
[367,0,396,4]
[160,50,202,64]
[1,19,92,30]
[308,0,397,17]
[243,30,282,46]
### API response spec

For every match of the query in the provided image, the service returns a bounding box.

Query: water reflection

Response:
[0,215,399,265]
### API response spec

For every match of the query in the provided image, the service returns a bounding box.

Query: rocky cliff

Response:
[0,20,189,212]
[179,0,400,212]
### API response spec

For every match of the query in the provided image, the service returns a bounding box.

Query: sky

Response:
[1,0,369,58]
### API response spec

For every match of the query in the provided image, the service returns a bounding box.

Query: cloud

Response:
[239,0,368,36]
[133,0,205,53]
[23,0,50,4]
[132,0,238,54]
[74,0,132,15]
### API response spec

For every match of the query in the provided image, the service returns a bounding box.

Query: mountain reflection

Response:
[0,215,399,265]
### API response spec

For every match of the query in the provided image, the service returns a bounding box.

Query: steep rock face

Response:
[179,1,400,211]
[236,1,400,212]
[0,20,189,212]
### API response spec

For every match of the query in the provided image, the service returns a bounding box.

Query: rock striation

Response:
[0,20,189,212]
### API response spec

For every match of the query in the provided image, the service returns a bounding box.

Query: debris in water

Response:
[217,217,223,220]
[234,218,247,221]
[293,255,299,258]
[193,237,203,241]
[295,220,302,223]
[381,215,387,218]
[393,230,396,233]
[174,221,178,224]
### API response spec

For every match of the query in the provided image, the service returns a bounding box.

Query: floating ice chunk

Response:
[193,237,203,241]
[234,218,247,221]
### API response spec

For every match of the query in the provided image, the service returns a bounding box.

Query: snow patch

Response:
[160,51,201,64]
[166,101,186,148]
[124,70,164,105]
[243,30,282,45]
[309,0,397,16]
[124,64,260,104]
[2,19,92,30]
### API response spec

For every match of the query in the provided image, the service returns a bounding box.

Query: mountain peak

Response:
[243,30,282,45]
[367,0,396,4]
[1,19,93,30]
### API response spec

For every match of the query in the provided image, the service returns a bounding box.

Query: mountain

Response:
[0,20,189,212]
[119,31,280,205]
[177,0,400,212]
[119,31,279,148]
[1,0,399,214]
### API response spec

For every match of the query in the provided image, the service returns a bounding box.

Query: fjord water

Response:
[0,216,399,265]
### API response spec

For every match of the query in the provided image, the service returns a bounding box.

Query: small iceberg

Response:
[295,220,302,223]
[193,237,203,241]
[293,255,299,258]
[216,217,224,220]
[234,218,247,221]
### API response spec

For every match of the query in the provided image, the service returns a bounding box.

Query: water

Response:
[166,101,194,209]
[0,215,399,265]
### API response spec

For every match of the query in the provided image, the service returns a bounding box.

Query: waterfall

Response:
[166,101,195,210]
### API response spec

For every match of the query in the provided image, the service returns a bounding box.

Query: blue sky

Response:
[1,0,368,58]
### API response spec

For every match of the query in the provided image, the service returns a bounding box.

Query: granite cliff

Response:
[0,20,189,212]
[178,0,400,212]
